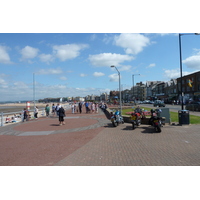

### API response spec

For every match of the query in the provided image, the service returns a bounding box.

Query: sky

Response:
[1,1,200,102]
[1,33,200,102]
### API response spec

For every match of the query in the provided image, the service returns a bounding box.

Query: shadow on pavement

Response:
[140,126,159,134]
[104,123,115,128]
[122,125,133,131]
[50,124,60,126]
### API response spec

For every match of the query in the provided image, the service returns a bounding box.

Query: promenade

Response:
[0,108,200,166]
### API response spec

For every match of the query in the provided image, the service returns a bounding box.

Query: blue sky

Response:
[1,33,200,101]
[1,1,200,102]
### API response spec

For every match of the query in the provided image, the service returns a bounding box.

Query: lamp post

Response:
[111,65,122,115]
[33,73,36,109]
[179,33,200,110]
[132,74,140,101]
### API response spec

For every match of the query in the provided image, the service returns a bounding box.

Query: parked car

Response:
[153,100,165,107]
[185,102,200,111]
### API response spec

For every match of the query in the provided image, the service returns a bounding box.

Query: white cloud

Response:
[146,63,156,68]
[39,53,54,64]
[90,34,97,41]
[80,73,87,77]
[109,73,119,82]
[163,68,190,79]
[119,65,132,71]
[20,46,39,61]
[37,68,63,75]
[183,53,200,70]
[93,72,105,77]
[0,45,12,64]
[103,34,113,44]
[114,33,150,55]
[60,76,67,80]
[88,53,134,67]
[0,78,8,88]
[53,44,88,61]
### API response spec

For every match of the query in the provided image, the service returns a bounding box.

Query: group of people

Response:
[21,101,104,126]
[70,102,99,114]
[21,103,66,126]
[45,103,65,125]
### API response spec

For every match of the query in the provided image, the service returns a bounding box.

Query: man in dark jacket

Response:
[78,101,82,113]
[58,106,65,126]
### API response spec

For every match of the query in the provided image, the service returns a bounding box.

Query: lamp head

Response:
[110,65,115,68]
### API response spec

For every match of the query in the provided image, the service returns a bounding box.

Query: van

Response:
[153,100,165,107]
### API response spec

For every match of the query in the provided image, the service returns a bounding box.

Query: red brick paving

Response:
[0,127,104,166]
[13,118,98,132]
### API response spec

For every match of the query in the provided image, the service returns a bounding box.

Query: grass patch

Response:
[122,107,200,124]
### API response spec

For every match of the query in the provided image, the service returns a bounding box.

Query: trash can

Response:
[178,110,190,125]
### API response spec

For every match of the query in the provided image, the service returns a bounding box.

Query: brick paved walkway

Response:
[0,109,200,166]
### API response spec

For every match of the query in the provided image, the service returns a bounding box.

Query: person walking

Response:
[58,106,65,126]
[71,103,75,114]
[45,104,50,117]
[85,102,89,113]
[34,106,38,119]
[95,103,98,113]
[52,104,56,115]
[92,102,95,113]
[55,103,61,116]
[78,101,82,113]
[22,108,28,122]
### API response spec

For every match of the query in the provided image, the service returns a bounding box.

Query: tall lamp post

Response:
[179,33,200,110]
[132,74,140,101]
[111,65,122,115]
[33,73,36,109]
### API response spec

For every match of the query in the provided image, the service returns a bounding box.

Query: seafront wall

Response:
[0,103,70,127]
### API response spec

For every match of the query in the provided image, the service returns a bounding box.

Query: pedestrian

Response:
[52,103,56,115]
[71,103,75,114]
[78,101,82,113]
[85,102,89,113]
[58,106,65,126]
[22,108,28,122]
[45,104,50,117]
[95,103,98,113]
[56,103,61,116]
[34,106,38,119]
[91,102,95,113]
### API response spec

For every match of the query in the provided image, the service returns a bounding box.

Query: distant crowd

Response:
[4,101,109,126]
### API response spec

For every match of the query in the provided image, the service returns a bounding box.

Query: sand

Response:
[0,102,68,113]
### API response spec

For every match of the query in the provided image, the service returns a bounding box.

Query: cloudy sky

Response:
[1,33,200,102]
[1,1,200,102]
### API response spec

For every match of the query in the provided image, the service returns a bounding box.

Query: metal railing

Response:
[0,104,71,127]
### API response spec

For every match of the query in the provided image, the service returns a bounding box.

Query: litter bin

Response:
[178,110,190,125]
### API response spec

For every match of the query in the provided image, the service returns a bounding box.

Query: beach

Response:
[0,102,68,113]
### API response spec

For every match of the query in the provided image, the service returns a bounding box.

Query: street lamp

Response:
[179,33,200,110]
[132,74,140,101]
[110,65,122,115]
[178,33,200,125]
[33,73,36,109]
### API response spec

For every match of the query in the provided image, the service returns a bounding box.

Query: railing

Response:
[0,104,71,127]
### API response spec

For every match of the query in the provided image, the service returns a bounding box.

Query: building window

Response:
[174,88,176,93]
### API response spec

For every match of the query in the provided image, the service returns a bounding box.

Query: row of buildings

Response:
[40,71,200,104]
[82,71,200,104]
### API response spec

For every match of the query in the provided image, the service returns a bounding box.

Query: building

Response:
[177,71,200,103]
[145,81,162,100]
[164,79,177,103]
